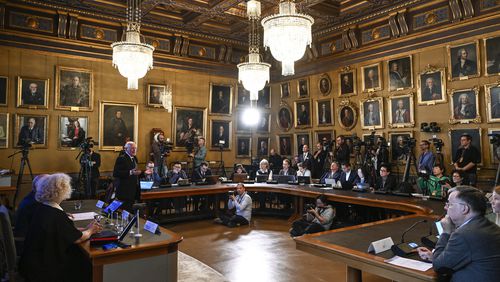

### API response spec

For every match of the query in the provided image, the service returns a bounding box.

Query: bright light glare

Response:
[243,107,260,126]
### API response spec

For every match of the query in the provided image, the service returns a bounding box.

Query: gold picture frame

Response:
[389,131,413,161]
[417,65,447,105]
[447,40,481,81]
[488,128,500,164]
[337,100,357,131]
[314,130,335,146]
[387,55,413,92]
[209,119,232,151]
[235,135,251,158]
[485,82,500,123]
[338,66,357,97]
[448,86,481,124]
[361,62,382,92]
[297,78,309,98]
[280,82,291,99]
[449,128,482,166]
[277,134,293,157]
[318,73,332,96]
[484,35,500,77]
[173,106,207,150]
[277,102,293,132]
[146,84,166,107]
[209,83,233,116]
[0,76,8,106]
[360,96,384,130]
[388,92,415,128]
[257,136,270,156]
[315,98,334,127]
[99,101,138,151]
[16,76,49,109]
[58,115,89,150]
[294,99,312,128]
[0,113,9,148]
[55,66,94,111]
[294,132,312,156]
[14,113,49,148]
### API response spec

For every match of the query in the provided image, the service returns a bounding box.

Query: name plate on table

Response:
[368,237,394,254]
[96,200,105,208]
[144,220,159,234]
[122,210,130,220]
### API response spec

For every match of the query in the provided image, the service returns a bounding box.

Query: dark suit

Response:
[341,82,353,94]
[22,91,44,105]
[453,103,476,119]
[452,59,477,77]
[298,152,312,170]
[335,144,350,165]
[339,170,359,190]
[167,170,187,184]
[374,174,397,193]
[112,153,139,211]
[432,216,500,282]
[18,125,43,144]
[320,170,341,184]
[422,86,442,101]
[191,167,212,182]
[279,168,297,176]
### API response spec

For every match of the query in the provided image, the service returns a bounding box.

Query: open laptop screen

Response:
[140,181,154,190]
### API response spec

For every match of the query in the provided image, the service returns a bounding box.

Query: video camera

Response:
[488,133,500,146]
[80,137,97,152]
[158,139,173,154]
[305,203,315,211]
[429,137,444,152]
[421,122,441,133]
[18,138,33,149]
[402,136,417,148]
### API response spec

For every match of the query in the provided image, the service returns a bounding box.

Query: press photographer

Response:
[213,183,252,227]
[452,133,480,186]
[77,137,100,197]
[289,195,335,237]
[151,133,173,177]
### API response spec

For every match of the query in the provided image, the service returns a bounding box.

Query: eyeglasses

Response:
[445,201,468,208]
[147,166,154,169]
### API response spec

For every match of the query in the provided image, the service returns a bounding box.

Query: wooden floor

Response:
[167,216,390,282]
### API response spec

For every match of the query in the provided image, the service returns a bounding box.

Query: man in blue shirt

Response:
[214,183,252,227]
[418,140,435,175]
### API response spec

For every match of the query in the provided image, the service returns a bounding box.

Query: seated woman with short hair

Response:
[19,173,102,282]
[256,159,273,180]
[230,164,247,181]
[296,162,311,177]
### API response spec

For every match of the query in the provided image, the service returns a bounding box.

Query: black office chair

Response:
[0,212,19,281]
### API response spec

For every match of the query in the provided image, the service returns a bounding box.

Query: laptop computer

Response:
[232,173,248,183]
[140,181,154,190]
[90,215,137,245]
[205,175,219,185]
[275,175,295,184]
[255,175,269,183]
[297,176,311,184]
[324,178,336,186]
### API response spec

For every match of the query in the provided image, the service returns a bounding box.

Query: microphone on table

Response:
[391,219,427,257]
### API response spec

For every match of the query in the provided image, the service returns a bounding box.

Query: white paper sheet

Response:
[385,256,433,272]
[319,187,333,190]
[71,212,97,221]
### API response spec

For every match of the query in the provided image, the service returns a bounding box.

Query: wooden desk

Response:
[295,215,438,282]
[62,201,183,282]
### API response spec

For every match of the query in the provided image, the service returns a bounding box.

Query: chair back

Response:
[0,212,16,271]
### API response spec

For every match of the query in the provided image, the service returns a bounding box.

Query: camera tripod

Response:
[218,145,227,178]
[399,147,419,193]
[76,148,93,198]
[8,147,34,205]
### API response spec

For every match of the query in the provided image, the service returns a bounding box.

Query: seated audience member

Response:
[424,165,450,198]
[448,170,464,188]
[487,186,500,226]
[279,159,297,176]
[192,161,212,182]
[230,164,247,180]
[291,155,300,171]
[167,162,188,184]
[214,183,252,227]
[140,161,162,185]
[320,161,341,184]
[339,163,359,190]
[268,149,282,174]
[14,174,47,238]
[355,167,371,186]
[296,162,311,177]
[19,173,102,282]
[417,186,500,282]
[256,159,273,180]
[290,195,335,237]
[372,164,397,193]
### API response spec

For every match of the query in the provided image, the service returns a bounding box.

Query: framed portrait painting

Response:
[338,67,356,97]
[417,66,447,105]
[256,112,271,133]
[257,137,270,156]
[281,82,290,98]
[315,130,334,147]
[99,101,138,150]
[448,87,480,124]
[298,78,309,98]
[55,66,93,111]
[488,128,500,164]
[388,93,415,128]
[209,83,232,115]
[0,76,7,106]
[0,113,9,148]
[236,136,251,158]
[361,63,382,92]
[257,86,271,108]
[360,97,384,129]
[173,106,206,149]
[237,84,250,107]
[277,103,293,131]
[294,100,312,128]
[387,56,413,92]
[449,128,482,165]
[447,41,480,80]
[318,73,332,95]
[58,116,89,149]
[363,132,384,145]
[236,110,252,132]
[210,120,231,150]
[337,100,357,131]
[486,83,500,123]
[14,114,48,148]
[484,35,500,76]
[316,99,333,126]
[277,134,293,156]
[17,77,49,109]
[147,84,166,107]
[389,131,412,161]
[295,132,311,155]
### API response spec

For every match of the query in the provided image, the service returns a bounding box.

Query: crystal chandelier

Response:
[160,84,173,113]
[111,0,154,90]
[261,0,314,76]
[238,0,271,101]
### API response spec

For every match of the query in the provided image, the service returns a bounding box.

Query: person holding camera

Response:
[289,195,335,237]
[453,134,480,186]
[213,183,252,227]
[151,133,169,177]
[191,137,207,168]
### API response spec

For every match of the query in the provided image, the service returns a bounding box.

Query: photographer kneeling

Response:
[290,195,335,237]
[214,183,252,227]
